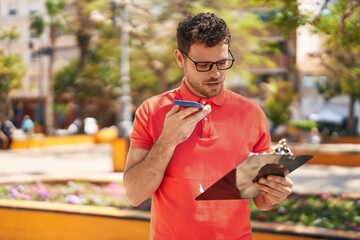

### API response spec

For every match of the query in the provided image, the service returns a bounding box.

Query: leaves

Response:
[251,193,360,232]
[264,79,294,129]
[30,12,45,37]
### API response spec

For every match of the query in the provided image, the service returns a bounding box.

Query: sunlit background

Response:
[0,0,359,239]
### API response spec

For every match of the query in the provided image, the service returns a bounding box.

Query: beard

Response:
[186,76,224,98]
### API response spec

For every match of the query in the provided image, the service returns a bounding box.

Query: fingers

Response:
[166,105,181,117]
[259,190,281,206]
[180,105,212,119]
[255,176,293,204]
[167,105,198,118]
[169,104,211,120]
[263,175,293,187]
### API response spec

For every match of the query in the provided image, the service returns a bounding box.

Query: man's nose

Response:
[208,64,221,78]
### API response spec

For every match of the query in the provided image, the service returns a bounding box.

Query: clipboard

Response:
[195,153,313,200]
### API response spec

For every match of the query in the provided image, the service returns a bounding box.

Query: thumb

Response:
[194,104,212,121]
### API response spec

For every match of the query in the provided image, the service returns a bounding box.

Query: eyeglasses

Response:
[180,49,235,72]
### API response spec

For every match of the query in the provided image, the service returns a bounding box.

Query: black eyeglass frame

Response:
[180,49,235,72]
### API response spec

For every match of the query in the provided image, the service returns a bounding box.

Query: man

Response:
[123,12,293,239]
[21,115,34,136]
[0,118,15,150]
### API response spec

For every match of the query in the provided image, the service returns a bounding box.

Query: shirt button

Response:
[204,117,208,121]
[202,101,206,104]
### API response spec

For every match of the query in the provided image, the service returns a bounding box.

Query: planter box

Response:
[290,143,360,167]
[1,177,358,240]
[252,221,360,240]
[12,135,95,149]
[0,199,150,240]
[0,198,359,240]
[323,137,360,144]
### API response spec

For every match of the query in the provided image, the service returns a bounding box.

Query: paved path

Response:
[0,143,122,182]
[0,143,359,194]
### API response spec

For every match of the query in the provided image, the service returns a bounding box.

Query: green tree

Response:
[128,0,271,105]
[55,27,120,127]
[263,79,294,129]
[311,1,360,135]
[30,0,66,134]
[54,0,280,127]
[0,27,26,120]
[54,0,120,127]
[256,0,360,135]
[0,26,20,55]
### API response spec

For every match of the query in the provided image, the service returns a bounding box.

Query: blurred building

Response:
[0,0,77,130]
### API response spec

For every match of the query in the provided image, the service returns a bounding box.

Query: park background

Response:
[0,0,359,239]
[1,0,360,138]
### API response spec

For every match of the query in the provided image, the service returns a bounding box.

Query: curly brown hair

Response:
[176,12,231,54]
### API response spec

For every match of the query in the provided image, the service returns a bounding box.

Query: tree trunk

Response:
[75,1,92,71]
[346,95,357,136]
[45,25,57,135]
[0,92,13,120]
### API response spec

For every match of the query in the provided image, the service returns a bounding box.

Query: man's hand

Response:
[160,104,211,146]
[253,175,293,210]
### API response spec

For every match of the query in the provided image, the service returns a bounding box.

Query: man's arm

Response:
[253,175,293,211]
[123,105,211,206]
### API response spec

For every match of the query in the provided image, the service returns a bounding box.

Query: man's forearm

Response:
[123,136,176,206]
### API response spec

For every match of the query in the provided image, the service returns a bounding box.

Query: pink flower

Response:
[38,190,50,199]
[320,192,328,200]
[65,195,82,204]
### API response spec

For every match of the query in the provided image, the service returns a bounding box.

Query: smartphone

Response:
[173,100,205,109]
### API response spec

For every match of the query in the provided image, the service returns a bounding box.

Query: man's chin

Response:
[206,85,222,97]
[204,89,221,98]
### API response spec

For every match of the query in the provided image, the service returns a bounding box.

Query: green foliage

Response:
[252,0,360,135]
[310,0,360,135]
[251,0,308,37]
[192,1,272,78]
[264,79,294,129]
[287,119,317,131]
[251,193,360,232]
[54,24,120,126]
[0,26,20,42]
[30,12,45,37]
[46,0,65,17]
[0,26,23,91]
[129,1,188,93]
[54,59,77,96]
[56,57,117,95]
[0,25,25,119]
[0,50,25,119]
[54,0,295,126]
[54,0,282,110]
[0,52,24,91]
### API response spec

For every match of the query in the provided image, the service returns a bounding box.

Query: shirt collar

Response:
[179,77,226,106]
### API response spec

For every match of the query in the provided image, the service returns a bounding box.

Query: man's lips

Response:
[205,81,222,85]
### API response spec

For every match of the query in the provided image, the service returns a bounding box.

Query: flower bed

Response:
[0,180,359,234]
[0,180,151,211]
[250,192,360,232]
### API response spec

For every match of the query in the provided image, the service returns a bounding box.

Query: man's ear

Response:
[174,49,184,68]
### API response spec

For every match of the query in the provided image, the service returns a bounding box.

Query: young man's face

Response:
[175,43,230,98]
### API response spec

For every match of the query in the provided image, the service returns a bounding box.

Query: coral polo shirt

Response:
[130,79,271,240]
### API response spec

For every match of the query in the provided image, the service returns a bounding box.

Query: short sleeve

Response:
[252,106,271,153]
[129,101,154,150]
